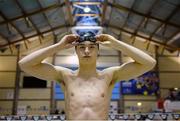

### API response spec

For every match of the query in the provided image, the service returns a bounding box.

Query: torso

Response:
[60,70,115,120]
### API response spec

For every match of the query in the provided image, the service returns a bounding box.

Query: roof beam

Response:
[151,5,180,37]
[74,2,101,5]
[65,0,74,25]
[161,5,180,46]
[0,2,65,25]
[0,24,68,48]
[37,0,57,41]
[0,23,179,51]
[121,0,136,29]
[108,2,180,29]
[101,0,108,25]
[148,4,180,43]
[0,32,9,44]
[167,31,180,44]
[107,24,180,51]
[0,11,28,49]
[15,0,43,39]
[0,33,13,53]
[37,0,53,29]
[132,0,160,37]
[37,0,59,44]
[168,30,180,43]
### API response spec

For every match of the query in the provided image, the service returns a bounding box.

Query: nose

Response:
[85,47,90,55]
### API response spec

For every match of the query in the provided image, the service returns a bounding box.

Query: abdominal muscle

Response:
[63,72,113,120]
[65,89,111,120]
[67,103,109,120]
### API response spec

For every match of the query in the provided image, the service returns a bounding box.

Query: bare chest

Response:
[65,77,111,107]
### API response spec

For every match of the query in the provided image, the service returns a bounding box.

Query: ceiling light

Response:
[174,87,178,90]
[137,102,142,107]
[84,7,91,13]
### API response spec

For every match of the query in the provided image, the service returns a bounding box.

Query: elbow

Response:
[18,59,23,66]
[18,60,25,70]
[18,59,30,71]
[18,58,26,66]
[150,58,157,67]
[146,58,157,70]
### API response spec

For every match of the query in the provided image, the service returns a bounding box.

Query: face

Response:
[75,41,99,63]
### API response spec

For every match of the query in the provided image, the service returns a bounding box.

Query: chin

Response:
[82,58,91,61]
[81,58,94,63]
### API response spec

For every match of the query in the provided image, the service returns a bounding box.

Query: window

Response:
[55,83,64,99]
[112,82,121,100]
[23,76,47,88]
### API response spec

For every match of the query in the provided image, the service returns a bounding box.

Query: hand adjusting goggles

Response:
[78,32,96,43]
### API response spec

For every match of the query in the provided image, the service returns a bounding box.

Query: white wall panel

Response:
[160,73,180,88]
[159,57,180,71]
[19,89,50,99]
[0,89,14,99]
[0,56,17,71]
[0,72,16,87]
[18,101,50,115]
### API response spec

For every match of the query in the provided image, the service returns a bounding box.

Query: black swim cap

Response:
[78,31,96,43]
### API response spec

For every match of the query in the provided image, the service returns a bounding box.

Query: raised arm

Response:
[19,34,79,82]
[96,34,156,82]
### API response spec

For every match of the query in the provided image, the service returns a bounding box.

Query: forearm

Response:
[19,43,64,67]
[110,38,156,66]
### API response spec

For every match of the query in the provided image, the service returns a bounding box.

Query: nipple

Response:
[71,92,74,96]
[101,93,105,98]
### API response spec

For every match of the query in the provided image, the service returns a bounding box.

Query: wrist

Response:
[55,42,65,50]
[108,36,118,45]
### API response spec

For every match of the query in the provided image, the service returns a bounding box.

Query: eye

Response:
[79,46,85,49]
[90,46,95,48]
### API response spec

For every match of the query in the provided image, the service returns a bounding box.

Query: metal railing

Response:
[0,113,179,121]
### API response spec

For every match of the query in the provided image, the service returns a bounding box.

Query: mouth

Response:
[83,56,91,58]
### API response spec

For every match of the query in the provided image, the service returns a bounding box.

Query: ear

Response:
[97,50,100,57]
[97,44,99,50]
[75,46,77,50]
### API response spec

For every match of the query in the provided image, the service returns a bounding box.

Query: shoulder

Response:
[100,67,119,79]
[54,66,72,73]
[101,66,124,81]
[101,66,122,75]
[54,66,74,79]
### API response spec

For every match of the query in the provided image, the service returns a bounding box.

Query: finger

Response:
[72,34,78,38]
[72,34,79,38]
[67,35,79,43]
[75,35,80,41]
[96,35,107,42]
[72,41,79,45]
[96,41,103,44]
[97,41,111,46]
[96,41,101,43]
[95,35,100,38]
[95,35,101,41]
[103,41,111,44]
[72,35,80,42]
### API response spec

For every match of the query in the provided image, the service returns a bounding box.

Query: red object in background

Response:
[157,98,164,109]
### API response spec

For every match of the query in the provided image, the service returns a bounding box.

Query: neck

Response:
[78,62,97,78]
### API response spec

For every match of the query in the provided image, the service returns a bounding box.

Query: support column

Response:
[118,51,124,113]
[155,46,160,98]
[50,36,57,114]
[50,55,56,114]
[12,45,21,115]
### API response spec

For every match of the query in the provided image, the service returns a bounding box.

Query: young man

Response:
[19,33,156,120]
